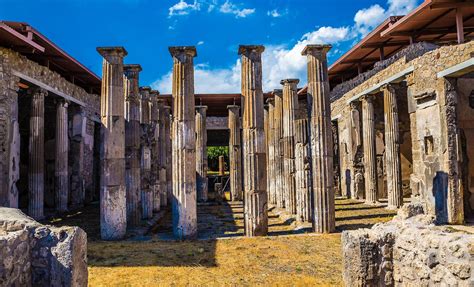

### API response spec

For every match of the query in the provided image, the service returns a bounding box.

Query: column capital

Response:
[238,45,265,55]
[360,94,376,103]
[265,98,274,105]
[140,86,152,94]
[349,100,359,109]
[55,97,70,107]
[124,64,142,78]
[28,87,48,98]
[227,104,240,110]
[150,90,160,97]
[195,105,208,112]
[97,46,128,62]
[169,46,197,58]
[301,44,332,56]
[380,82,400,92]
[273,89,283,97]
[280,78,300,85]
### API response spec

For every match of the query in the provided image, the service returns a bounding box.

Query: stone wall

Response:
[0,46,100,208]
[342,203,473,286]
[330,41,474,221]
[0,207,87,286]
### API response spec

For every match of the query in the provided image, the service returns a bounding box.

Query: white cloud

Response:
[197,41,205,45]
[157,0,421,93]
[267,9,286,18]
[168,0,201,17]
[219,1,255,18]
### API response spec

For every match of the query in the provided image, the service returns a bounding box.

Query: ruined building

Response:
[0,0,473,285]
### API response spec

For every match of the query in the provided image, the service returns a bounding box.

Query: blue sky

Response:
[0,0,420,93]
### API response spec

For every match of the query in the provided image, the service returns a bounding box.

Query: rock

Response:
[0,207,88,286]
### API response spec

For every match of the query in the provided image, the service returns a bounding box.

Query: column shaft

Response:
[195,106,208,202]
[170,46,197,239]
[383,84,403,208]
[70,106,85,208]
[239,45,267,237]
[361,95,378,204]
[97,47,127,240]
[55,99,69,212]
[140,87,153,219]
[124,65,142,226]
[295,118,312,222]
[158,100,168,207]
[265,99,276,205]
[164,106,172,205]
[302,45,335,233]
[228,105,242,201]
[273,90,285,208]
[281,79,299,215]
[28,88,46,220]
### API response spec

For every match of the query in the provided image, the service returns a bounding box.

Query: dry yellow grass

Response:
[45,198,398,286]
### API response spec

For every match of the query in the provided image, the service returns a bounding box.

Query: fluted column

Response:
[150,90,164,213]
[265,99,276,205]
[302,45,335,233]
[360,94,378,205]
[140,86,153,219]
[281,79,299,215]
[239,45,268,237]
[273,89,285,208]
[170,46,197,239]
[164,105,172,205]
[70,105,85,208]
[295,118,312,222]
[97,46,127,240]
[157,97,168,207]
[28,88,47,220]
[228,105,243,201]
[55,99,69,213]
[195,106,208,202]
[382,84,403,209]
[124,64,142,226]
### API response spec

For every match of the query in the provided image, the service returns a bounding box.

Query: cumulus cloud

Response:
[157,0,420,93]
[168,0,201,17]
[219,1,255,18]
[267,9,287,18]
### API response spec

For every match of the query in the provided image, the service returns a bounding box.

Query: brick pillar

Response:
[228,105,242,201]
[302,45,335,233]
[170,46,197,239]
[273,89,285,208]
[265,98,277,205]
[97,46,127,240]
[239,45,268,237]
[140,86,153,220]
[382,84,403,209]
[361,94,378,205]
[55,99,69,212]
[124,64,142,226]
[28,87,47,220]
[281,79,299,215]
[195,105,208,202]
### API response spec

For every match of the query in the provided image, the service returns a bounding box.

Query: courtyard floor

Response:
[45,197,401,286]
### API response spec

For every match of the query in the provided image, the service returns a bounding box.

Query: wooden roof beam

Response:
[430,1,474,10]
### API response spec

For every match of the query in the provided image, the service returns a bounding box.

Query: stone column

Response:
[140,86,153,220]
[195,106,208,202]
[228,105,243,201]
[28,88,47,220]
[124,64,142,226]
[97,46,127,240]
[154,95,168,208]
[281,79,299,214]
[70,105,85,208]
[150,90,163,212]
[302,45,335,233]
[164,105,172,205]
[239,45,268,237]
[295,118,312,222]
[360,94,378,205]
[382,84,403,209]
[265,99,276,205]
[273,89,285,208]
[169,46,197,239]
[218,156,225,176]
[55,99,69,213]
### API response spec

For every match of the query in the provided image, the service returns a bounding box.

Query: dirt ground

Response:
[45,197,400,286]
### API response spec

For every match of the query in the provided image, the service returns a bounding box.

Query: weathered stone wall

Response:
[331,41,474,221]
[0,207,87,286]
[0,47,100,208]
[342,203,473,286]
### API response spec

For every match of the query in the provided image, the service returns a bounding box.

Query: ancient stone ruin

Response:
[1,1,474,285]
